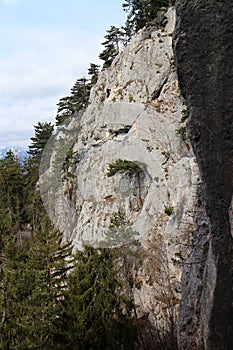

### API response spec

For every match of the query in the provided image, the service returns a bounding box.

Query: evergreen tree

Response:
[23,218,73,349]
[28,122,54,164]
[0,214,73,349]
[56,96,75,126]
[25,122,54,228]
[107,159,144,210]
[61,246,136,350]
[88,63,100,86]
[0,151,24,229]
[70,77,90,109]
[0,212,32,349]
[99,26,125,69]
[22,156,46,230]
[123,0,174,35]
[56,77,90,126]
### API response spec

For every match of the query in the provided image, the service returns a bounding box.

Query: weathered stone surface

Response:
[173,1,233,349]
[41,8,203,325]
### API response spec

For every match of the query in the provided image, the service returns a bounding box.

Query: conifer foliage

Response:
[0,1,180,348]
[28,122,54,163]
[61,246,136,350]
[123,0,175,35]
[0,151,24,230]
[99,26,127,69]
[56,63,100,126]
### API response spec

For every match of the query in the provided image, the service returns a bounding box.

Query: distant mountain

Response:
[0,146,28,164]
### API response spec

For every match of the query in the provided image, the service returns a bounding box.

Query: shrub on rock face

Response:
[107,159,143,210]
[107,159,142,177]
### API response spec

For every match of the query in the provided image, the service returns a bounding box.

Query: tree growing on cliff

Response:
[88,63,100,86]
[107,159,144,210]
[99,26,126,68]
[122,0,175,35]
[56,77,91,126]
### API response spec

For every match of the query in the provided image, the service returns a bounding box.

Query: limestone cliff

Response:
[40,6,205,340]
[174,1,233,349]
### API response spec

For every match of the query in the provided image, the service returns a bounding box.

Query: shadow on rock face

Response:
[173,1,233,349]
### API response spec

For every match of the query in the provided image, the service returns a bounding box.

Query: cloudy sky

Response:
[0,0,126,148]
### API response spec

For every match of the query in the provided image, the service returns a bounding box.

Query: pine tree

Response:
[0,214,73,349]
[122,0,174,35]
[22,218,73,348]
[0,212,32,349]
[70,77,90,109]
[61,246,136,350]
[0,151,24,229]
[23,218,72,349]
[88,63,100,86]
[56,96,74,126]
[99,26,125,69]
[25,122,54,228]
[22,157,46,230]
[56,77,90,126]
[28,122,54,164]
[107,159,144,210]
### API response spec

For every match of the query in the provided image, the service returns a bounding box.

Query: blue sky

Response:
[0,0,126,148]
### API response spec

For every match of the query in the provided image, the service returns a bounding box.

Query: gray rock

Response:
[173,1,233,349]
[40,7,215,340]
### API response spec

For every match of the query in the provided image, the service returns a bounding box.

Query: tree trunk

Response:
[135,173,143,210]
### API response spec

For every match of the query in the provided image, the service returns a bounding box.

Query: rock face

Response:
[173,1,233,349]
[54,8,199,255]
[40,7,203,329]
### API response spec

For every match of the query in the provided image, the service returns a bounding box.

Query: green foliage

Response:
[101,210,139,248]
[99,26,126,69]
[71,77,90,108]
[0,216,73,349]
[107,159,142,177]
[56,96,75,126]
[122,0,175,36]
[28,122,54,163]
[56,78,90,126]
[24,121,54,227]
[0,235,29,348]
[164,205,173,216]
[161,150,170,164]
[176,126,187,142]
[88,62,100,85]
[107,159,144,210]
[61,246,136,349]
[0,151,25,230]
[25,218,73,348]
[180,106,190,123]
[56,65,100,126]
[110,209,130,228]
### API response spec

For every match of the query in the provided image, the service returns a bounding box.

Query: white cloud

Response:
[0,97,56,147]
[0,26,103,147]
[0,27,102,99]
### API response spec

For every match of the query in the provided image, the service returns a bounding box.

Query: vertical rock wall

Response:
[173,1,233,349]
[40,8,204,334]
